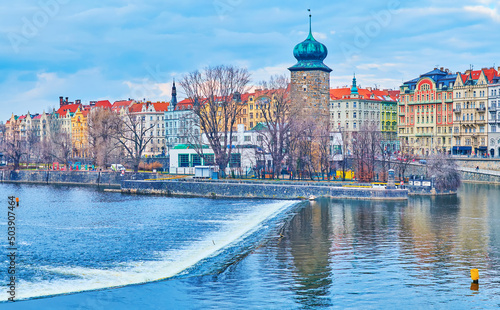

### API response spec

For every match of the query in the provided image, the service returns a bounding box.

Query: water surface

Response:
[2,183,500,309]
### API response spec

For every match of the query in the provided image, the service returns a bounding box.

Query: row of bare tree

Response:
[0,108,157,172]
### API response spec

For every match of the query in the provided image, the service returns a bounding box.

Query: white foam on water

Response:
[1,200,297,301]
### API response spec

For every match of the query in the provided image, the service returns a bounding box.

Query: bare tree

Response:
[114,111,154,172]
[395,138,416,183]
[87,107,121,168]
[4,121,27,170]
[180,65,250,176]
[254,75,293,179]
[352,123,381,182]
[427,153,461,192]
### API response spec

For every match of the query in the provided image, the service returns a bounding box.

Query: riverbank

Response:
[0,170,158,188]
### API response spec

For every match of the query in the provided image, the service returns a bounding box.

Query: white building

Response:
[488,79,500,157]
[128,101,168,156]
[164,82,200,150]
[168,124,271,176]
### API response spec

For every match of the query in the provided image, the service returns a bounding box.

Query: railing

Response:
[476,107,486,112]
[453,108,461,113]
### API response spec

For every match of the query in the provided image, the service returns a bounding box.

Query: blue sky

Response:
[1,0,500,121]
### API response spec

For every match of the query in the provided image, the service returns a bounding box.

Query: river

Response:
[1,182,500,309]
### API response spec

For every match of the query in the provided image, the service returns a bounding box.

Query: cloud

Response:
[356,63,398,71]
[464,5,500,22]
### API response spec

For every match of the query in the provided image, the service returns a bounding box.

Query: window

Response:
[179,154,189,167]
[204,154,215,165]
[229,153,241,168]
[191,154,202,166]
[244,135,251,142]
[257,135,263,142]
[353,112,357,119]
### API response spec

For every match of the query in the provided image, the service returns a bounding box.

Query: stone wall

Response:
[460,170,500,184]
[0,170,159,187]
[121,179,408,200]
[453,158,500,171]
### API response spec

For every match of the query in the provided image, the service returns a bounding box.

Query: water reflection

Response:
[282,184,500,308]
[285,200,333,308]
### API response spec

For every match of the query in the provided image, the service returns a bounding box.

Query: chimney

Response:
[76,99,81,105]
[59,96,64,107]
[65,97,69,104]
[498,67,500,74]
[440,67,444,71]
[465,70,471,75]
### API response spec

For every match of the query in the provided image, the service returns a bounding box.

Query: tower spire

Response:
[308,9,312,36]
[169,78,177,111]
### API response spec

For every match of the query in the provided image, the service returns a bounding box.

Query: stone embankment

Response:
[0,170,158,187]
[121,179,408,200]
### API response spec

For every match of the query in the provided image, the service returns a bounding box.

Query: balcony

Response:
[489,105,497,111]
[415,133,433,137]
[453,108,461,113]
[476,107,486,112]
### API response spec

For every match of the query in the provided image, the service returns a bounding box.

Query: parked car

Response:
[110,164,126,172]
[419,159,427,165]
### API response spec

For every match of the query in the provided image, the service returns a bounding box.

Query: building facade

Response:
[330,77,399,154]
[164,82,200,150]
[453,68,498,156]
[398,69,456,156]
[488,80,500,157]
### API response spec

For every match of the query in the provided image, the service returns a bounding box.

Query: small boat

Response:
[308,195,317,200]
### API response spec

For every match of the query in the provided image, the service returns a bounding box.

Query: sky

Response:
[1,0,500,121]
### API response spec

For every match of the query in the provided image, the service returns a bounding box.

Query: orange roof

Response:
[330,88,353,100]
[152,102,169,112]
[330,87,397,101]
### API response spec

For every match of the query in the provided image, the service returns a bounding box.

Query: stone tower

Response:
[288,13,331,115]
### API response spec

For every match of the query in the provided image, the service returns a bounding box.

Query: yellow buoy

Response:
[471,269,479,283]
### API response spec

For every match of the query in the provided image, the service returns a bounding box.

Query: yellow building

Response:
[71,106,89,157]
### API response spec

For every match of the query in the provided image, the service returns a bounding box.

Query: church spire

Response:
[351,73,359,95]
[170,78,177,111]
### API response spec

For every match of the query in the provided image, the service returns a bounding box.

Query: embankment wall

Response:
[0,170,158,187]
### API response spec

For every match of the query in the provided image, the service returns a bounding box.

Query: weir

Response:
[121,179,408,200]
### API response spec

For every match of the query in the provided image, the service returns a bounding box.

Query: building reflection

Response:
[285,200,333,308]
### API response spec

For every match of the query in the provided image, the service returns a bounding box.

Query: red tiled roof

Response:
[56,104,80,117]
[128,103,143,113]
[461,68,499,83]
[112,100,134,111]
[18,115,27,120]
[33,114,42,120]
[95,100,112,109]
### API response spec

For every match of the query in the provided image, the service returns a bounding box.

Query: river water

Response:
[1,183,500,309]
